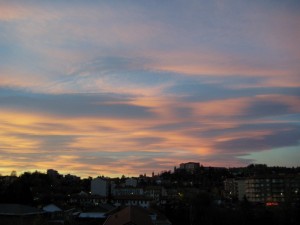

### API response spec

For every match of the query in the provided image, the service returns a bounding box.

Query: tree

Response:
[10,170,17,177]
[2,179,34,205]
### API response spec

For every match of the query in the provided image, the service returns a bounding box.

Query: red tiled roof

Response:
[104,206,154,225]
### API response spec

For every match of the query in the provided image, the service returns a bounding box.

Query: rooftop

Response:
[0,204,44,216]
[104,206,153,225]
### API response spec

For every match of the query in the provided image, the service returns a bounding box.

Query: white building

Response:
[179,162,200,173]
[114,187,144,196]
[112,196,151,208]
[125,178,138,187]
[91,178,110,197]
[144,186,167,201]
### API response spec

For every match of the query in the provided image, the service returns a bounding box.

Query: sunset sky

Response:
[1,0,300,178]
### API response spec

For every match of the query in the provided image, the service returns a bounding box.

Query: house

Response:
[104,206,172,225]
[112,195,152,208]
[125,178,138,187]
[69,194,107,207]
[179,162,200,173]
[144,186,167,201]
[113,187,144,196]
[43,204,65,224]
[104,206,153,225]
[0,204,45,225]
[43,203,63,215]
[75,212,107,225]
[91,178,110,197]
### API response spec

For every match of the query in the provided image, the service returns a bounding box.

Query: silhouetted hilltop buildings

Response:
[0,163,300,225]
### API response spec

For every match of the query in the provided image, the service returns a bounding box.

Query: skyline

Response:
[1,0,300,178]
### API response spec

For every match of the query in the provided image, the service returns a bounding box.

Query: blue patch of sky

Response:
[240,145,300,167]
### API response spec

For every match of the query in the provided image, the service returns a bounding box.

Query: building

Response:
[76,212,107,225]
[0,204,46,225]
[144,186,167,201]
[225,175,300,204]
[245,175,300,203]
[47,169,59,178]
[104,206,172,225]
[43,204,66,224]
[114,187,144,196]
[125,178,138,187]
[104,206,153,225]
[224,178,246,201]
[91,177,110,197]
[69,194,108,207]
[0,175,17,189]
[112,195,152,208]
[179,162,200,173]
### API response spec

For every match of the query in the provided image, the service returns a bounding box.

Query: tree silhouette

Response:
[2,179,34,205]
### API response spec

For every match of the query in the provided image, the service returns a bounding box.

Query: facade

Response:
[125,178,138,187]
[91,177,110,197]
[224,178,246,201]
[245,175,300,203]
[104,206,154,225]
[144,186,167,201]
[104,206,172,225]
[179,162,200,173]
[112,195,152,208]
[69,194,107,206]
[225,175,300,203]
[114,187,144,196]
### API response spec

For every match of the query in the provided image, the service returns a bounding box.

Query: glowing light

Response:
[266,202,279,206]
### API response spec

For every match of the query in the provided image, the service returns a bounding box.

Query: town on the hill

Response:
[0,162,300,225]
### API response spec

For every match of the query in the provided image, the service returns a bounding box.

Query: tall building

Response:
[179,162,200,173]
[224,178,246,201]
[125,178,138,187]
[91,177,110,197]
[47,169,59,177]
[245,175,300,203]
[225,175,300,203]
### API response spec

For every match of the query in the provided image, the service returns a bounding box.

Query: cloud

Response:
[52,57,176,96]
[213,127,300,153]
[1,1,300,176]
[0,88,155,119]
[165,77,300,101]
[242,95,300,118]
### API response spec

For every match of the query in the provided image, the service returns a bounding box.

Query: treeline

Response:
[0,171,91,206]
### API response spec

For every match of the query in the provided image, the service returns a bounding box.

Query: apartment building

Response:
[224,175,300,203]
[179,162,200,173]
[245,175,300,203]
[224,178,246,201]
